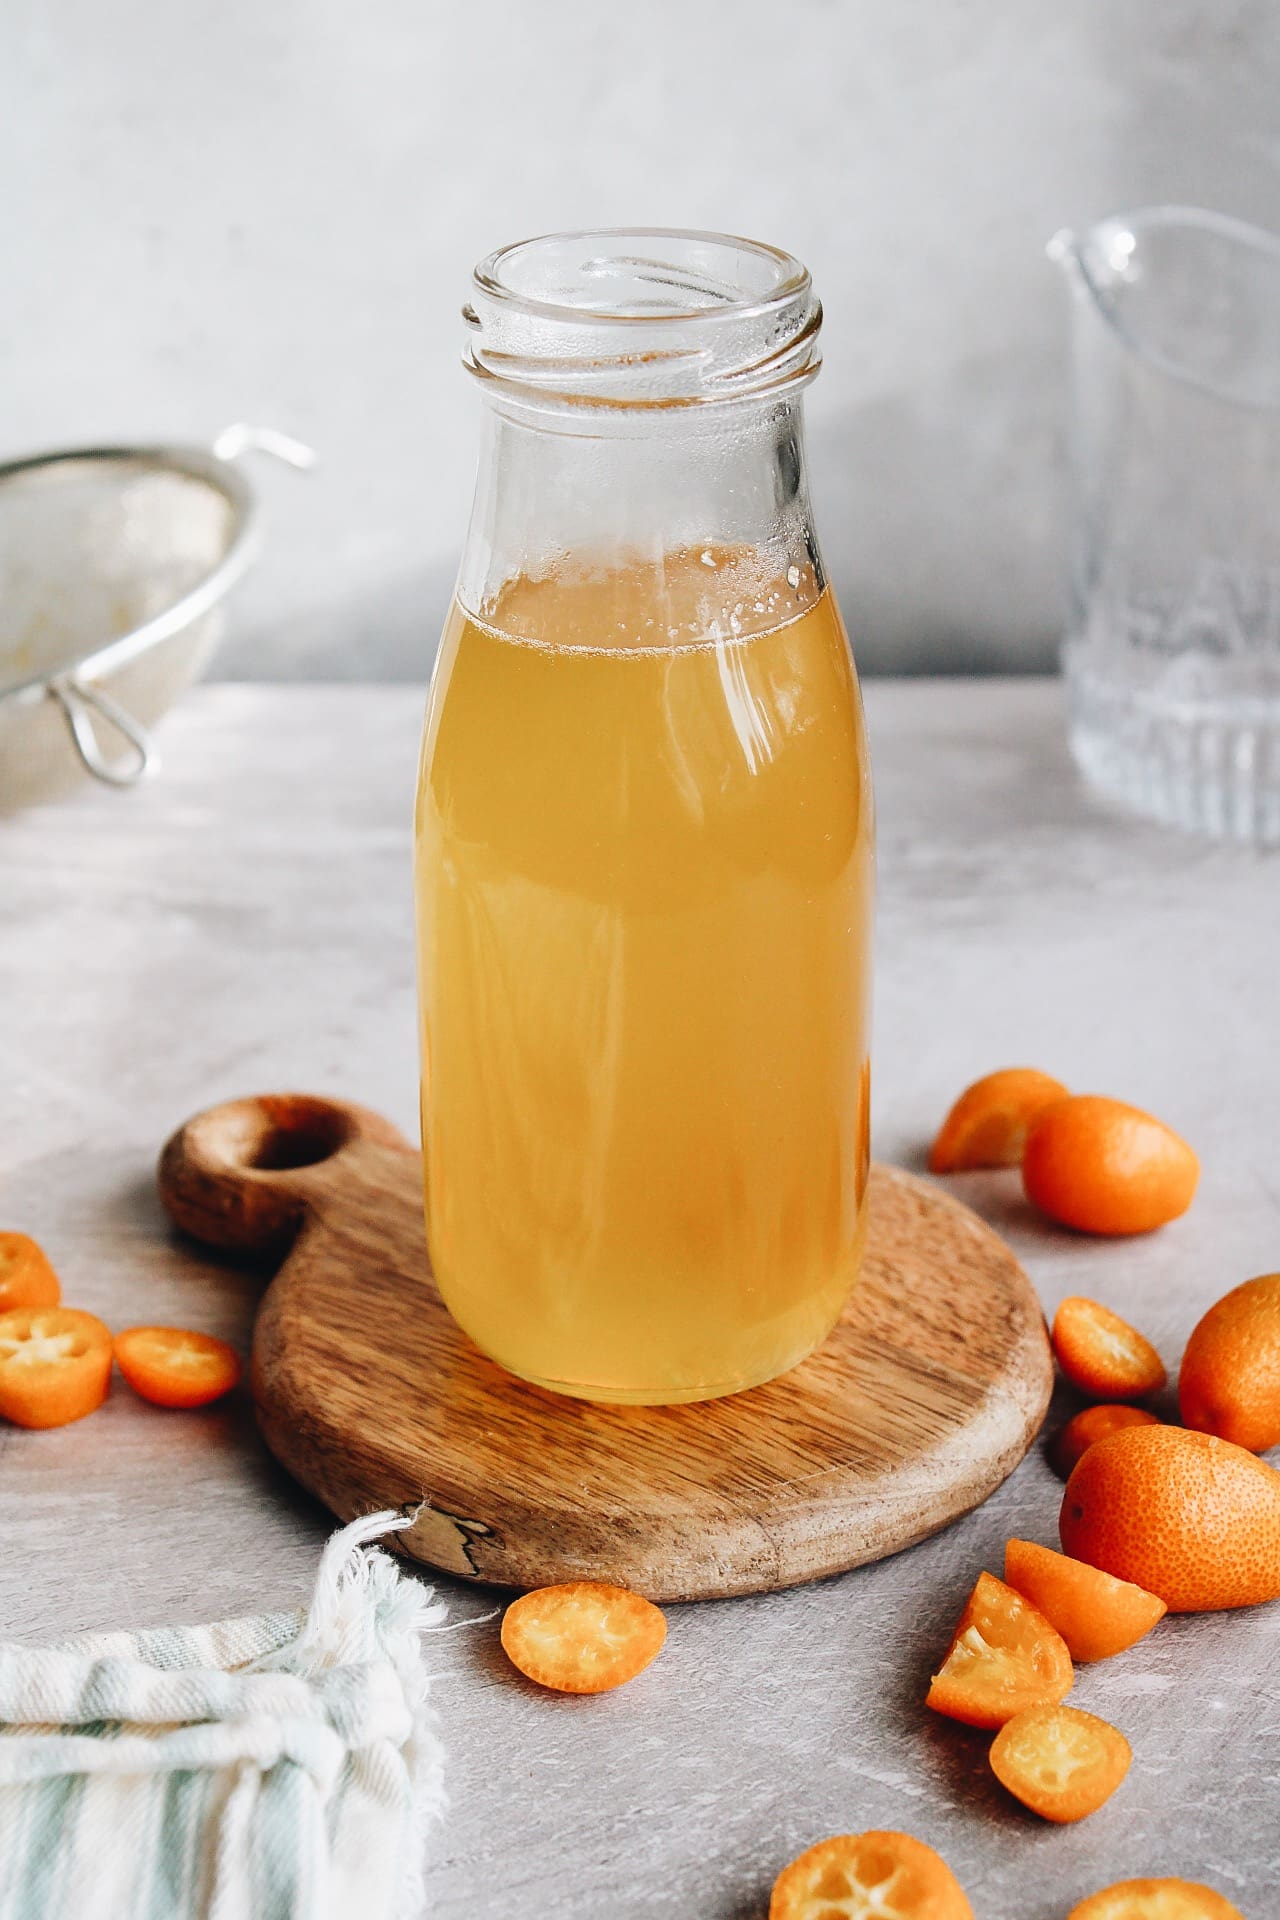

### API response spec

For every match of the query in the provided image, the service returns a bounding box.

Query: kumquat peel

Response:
[1051,1297,1167,1400]
[927,1068,1068,1174]
[1004,1538,1166,1663]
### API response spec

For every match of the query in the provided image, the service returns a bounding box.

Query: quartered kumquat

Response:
[1004,1538,1166,1662]
[926,1571,1073,1729]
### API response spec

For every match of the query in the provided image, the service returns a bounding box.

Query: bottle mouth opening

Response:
[464,228,822,412]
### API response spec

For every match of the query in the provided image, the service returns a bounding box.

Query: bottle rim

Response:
[463,227,822,412]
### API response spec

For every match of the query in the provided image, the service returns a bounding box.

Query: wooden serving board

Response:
[159,1094,1052,1602]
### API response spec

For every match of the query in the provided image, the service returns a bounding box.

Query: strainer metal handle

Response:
[50,676,155,787]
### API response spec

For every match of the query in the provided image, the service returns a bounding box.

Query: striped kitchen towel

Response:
[0,1512,447,1920]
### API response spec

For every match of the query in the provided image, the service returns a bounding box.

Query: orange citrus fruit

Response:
[1060,1424,1280,1611]
[769,1830,973,1919]
[928,1069,1069,1174]
[1004,1538,1166,1662]
[1179,1272,1280,1452]
[115,1327,242,1409]
[1067,1879,1247,1918]
[1023,1095,1198,1235]
[989,1703,1131,1823]
[0,1307,113,1428]
[0,1233,61,1314]
[1052,1297,1166,1399]
[926,1571,1073,1728]
[1050,1404,1161,1480]
[500,1581,666,1693]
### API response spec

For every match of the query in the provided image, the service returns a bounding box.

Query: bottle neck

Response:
[456,392,825,645]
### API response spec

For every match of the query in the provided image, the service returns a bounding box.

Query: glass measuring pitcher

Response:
[1051,206,1280,842]
[414,231,874,1404]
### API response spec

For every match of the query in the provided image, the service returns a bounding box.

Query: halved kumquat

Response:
[114,1326,242,1409]
[1050,1404,1161,1480]
[926,1571,1073,1729]
[769,1830,973,1920]
[1060,1424,1280,1612]
[989,1703,1131,1823]
[0,1233,61,1314]
[0,1307,113,1429]
[1067,1879,1247,1919]
[1179,1272,1280,1453]
[500,1581,666,1694]
[928,1069,1069,1174]
[1052,1297,1166,1400]
[1004,1538,1166,1662]
[1023,1095,1198,1236]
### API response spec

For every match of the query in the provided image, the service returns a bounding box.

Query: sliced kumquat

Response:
[1050,1404,1161,1480]
[1052,1296,1166,1400]
[0,1307,113,1429]
[769,1830,974,1920]
[1179,1272,1280,1453]
[927,1069,1069,1174]
[926,1571,1073,1729]
[1067,1878,1247,1919]
[1060,1424,1280,1612]
[1023,1095,1198,1236]
[500,1581,666,1694]
[990,1703,1131,1823]
[0,1233,61,1314]
[1004,1539,1166,1662]
[114,1326,242,1409]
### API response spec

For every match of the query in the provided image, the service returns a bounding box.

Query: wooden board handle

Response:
[158,1094,414,1255]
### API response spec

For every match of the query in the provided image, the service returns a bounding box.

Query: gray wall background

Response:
[6,0,1279,680]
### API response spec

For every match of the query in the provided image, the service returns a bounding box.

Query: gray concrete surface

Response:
[5,2,1280,680]
[1,680,1277,1916]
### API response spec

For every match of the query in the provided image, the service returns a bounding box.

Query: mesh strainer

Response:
[0,424,314,809]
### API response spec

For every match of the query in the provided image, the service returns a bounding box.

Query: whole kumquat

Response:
[1050,1404,1161,1480]
[928,1069,1069,1174]
[1067,1879,1247,1919]
[1060,1424,1280,1612]
[769,1830,973,1920]
[1004,1538,1166,1662]
[989,1703,1131,1823]
[1052,1297,1167,1400]
[1179,1272,1280,1453]
[0,1233,61,1314]
[500,1582,666,1694]
[1023,1095,1198,1236]
[0,1307,113,1429]
[926,1571,1073,1729]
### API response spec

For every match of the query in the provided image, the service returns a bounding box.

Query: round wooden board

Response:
[159,1094,1053,1602]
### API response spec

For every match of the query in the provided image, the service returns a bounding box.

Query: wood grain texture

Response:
[159,1091,1053,1601]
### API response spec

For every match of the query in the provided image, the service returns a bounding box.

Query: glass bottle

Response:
[414,230,874,1403]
